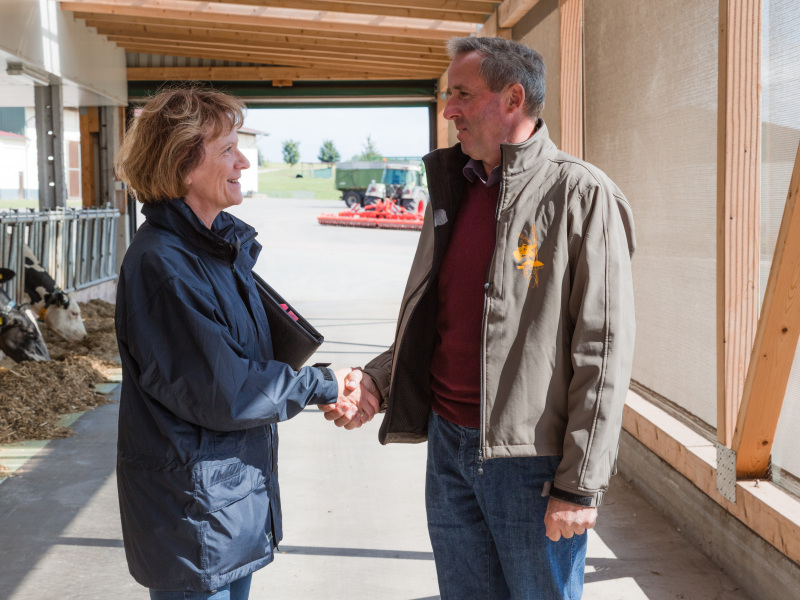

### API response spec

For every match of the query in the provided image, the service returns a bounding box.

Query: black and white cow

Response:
[23,246,88,342]
[0,268,50,362]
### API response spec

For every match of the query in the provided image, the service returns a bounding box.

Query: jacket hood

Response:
[142,199,258,262]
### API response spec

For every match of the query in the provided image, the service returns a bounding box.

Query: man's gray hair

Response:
[446,37,546,119]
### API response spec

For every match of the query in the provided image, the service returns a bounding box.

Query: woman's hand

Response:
[320,368,381,430]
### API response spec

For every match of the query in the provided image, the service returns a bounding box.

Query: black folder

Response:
[253,272,324,370]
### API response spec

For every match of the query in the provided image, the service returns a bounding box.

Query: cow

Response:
[22,246,88,342]
[0,268,50,362]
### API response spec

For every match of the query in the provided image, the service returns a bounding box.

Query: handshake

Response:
[321,368,381,430]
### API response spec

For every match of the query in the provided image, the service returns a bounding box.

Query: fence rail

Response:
[0,208,119,303]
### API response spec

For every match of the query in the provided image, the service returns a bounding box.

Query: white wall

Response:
[239,132,259,196]
[0,134,27,196]
[23,106,36,197]
[0,0,127,105]
[14,106,80,199]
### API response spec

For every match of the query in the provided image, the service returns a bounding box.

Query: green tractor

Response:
[335,160,428,212]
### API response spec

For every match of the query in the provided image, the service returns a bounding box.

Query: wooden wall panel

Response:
[79,107,99,209]
[624,391,800,566]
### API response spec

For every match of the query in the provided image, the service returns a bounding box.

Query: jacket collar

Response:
[424,118,556,188]
[499,119,558,178]
[142,199,257,262]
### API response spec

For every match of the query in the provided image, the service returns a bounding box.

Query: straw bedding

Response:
[0,300,120,450]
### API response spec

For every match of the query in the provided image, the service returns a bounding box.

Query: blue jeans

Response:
[426,411,587,600]
[149,574,252,600]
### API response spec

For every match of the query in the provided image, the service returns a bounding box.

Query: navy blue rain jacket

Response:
[115,199,337,592]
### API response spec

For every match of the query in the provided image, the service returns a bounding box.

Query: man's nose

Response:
[443,98,459,121]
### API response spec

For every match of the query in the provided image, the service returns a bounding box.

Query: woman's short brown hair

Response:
[115,86,245,203]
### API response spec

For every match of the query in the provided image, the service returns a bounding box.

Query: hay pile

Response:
[42,299,119,361]
[0,299,120,447]
[0,356,114,444]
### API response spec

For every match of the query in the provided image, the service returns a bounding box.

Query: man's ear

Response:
[506,83,526,113]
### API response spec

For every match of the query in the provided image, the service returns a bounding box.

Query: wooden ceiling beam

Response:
[126,66,430,81]
[199,0,492,23]
[497,0,541,28]
[79,15,446,50]
[119,43,442,77]
[108,35,450,68]
[202,0,494,12]
[91,23,449,60]
[58,1,475,39]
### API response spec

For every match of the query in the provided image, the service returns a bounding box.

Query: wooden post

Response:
[558,0,583,159]
[80,107,99,208]
[437,71,449,150]
[716,0,762,447]
[733,141,800,477]
[117,106,127,213]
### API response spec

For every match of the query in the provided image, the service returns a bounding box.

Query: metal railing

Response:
[0,208,119,303]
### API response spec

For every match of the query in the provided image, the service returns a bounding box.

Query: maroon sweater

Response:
[430,172,500,428]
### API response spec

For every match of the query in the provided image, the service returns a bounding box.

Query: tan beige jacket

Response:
[364,122,635,506]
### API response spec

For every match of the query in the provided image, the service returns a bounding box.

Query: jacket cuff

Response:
[549,486,602,508]
[361,367,388,411]
[309,365,338,405]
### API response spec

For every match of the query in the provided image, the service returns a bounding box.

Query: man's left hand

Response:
[543,497,597,542]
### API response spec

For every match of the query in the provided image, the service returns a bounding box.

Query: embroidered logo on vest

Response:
[512,226,544,287]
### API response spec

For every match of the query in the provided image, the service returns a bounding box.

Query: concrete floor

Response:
[0,196,751,599]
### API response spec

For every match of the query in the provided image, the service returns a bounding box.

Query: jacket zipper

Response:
[478,153,506,476]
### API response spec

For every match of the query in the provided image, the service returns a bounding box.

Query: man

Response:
[323,36,635,599]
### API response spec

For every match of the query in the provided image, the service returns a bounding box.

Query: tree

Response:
[317,140,341,163]
[257,148,266,167]
[282,139,300,166]
[353,135,382,161]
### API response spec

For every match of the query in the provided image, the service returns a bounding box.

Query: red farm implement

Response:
[317,198,424,231]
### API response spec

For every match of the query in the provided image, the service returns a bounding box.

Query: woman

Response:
[113,87,375,599]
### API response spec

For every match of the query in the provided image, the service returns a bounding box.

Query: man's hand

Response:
[543,497,597,542]
[320,369,381,430]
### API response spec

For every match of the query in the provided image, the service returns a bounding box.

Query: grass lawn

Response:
[258,162,341,201]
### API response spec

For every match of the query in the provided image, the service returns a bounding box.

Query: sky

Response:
[243,106,431,164]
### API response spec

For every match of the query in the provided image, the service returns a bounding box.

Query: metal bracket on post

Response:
[716,442,737,503]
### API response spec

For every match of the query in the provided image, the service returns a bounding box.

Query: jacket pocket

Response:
[199,482,272,578]
[190,460,258,515]
[192,463,272,577]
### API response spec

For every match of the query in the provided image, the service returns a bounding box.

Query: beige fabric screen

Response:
[584,0,719,426]
[761,0,800,489]
[514,0,561,149]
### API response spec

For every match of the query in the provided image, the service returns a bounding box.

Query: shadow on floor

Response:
[0,396,120,598]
